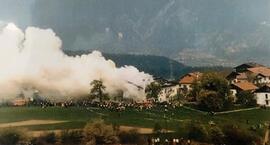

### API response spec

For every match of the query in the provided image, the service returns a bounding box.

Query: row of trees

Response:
[89,72,257,111]
[89,79,163,102]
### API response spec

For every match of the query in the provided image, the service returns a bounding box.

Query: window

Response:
[266,94,268,99]
[266,100,269,105]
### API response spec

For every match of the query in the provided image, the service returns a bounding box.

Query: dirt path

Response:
[29,125,155,137]
[183,106,260,115]
[215,107,260,115]
[0,120,68,128]
[119,126,153,134]
[0,120,164,136]
[182,106,207,114]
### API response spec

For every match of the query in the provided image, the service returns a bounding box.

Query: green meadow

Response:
[0,106,269,135]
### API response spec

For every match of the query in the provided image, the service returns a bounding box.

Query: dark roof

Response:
[154,77,178,85]
[161,80,179,88]
[161,83,178,88]
[226,71,238,79]
[226,72,247,80]
[234,62,264,69]
[255,85,270,93]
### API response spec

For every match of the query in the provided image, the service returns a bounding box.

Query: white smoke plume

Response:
[0,23,153,102]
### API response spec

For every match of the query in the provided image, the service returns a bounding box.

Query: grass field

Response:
[0,106,269,135]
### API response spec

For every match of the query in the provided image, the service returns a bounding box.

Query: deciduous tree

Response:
[90,80,107,102]
[236,91,257,107]
[145,82,162,101]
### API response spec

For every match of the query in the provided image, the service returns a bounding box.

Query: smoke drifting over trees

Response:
[0,23,152,102]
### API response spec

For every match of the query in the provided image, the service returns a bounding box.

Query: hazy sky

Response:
[0,0,34,28]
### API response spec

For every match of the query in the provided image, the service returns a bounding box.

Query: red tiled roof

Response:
[232,82,258,91]
[247,67,270,77]
[179,72,202,84]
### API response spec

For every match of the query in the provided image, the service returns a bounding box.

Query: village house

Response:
[228,62,270,106]
[179,72,202,93]
[230,82,258,99]
[254,85,270,107]
[12,97,29,106]
[246,67,270,85]
[158,81,179,102]
[12,92,29,106]
[227,62,270,85]
[226,71,248,84]
[227,62,263,83]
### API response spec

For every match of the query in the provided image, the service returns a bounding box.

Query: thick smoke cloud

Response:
[0,23,153,102]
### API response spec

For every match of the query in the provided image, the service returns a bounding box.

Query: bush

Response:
[83,119,119,145]
[153,122,162,136]
[199,91,224,111]
[222,125,262,145]
[60,130,82,145]
[45,132,57,144]
[209,127,224,145]
[30,132,56,145]
[119,129,146,144]
[236,91,257,107]
[0,128,28,145]
[186,123,209,142]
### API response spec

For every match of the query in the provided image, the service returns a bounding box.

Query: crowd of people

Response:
[20,97,180,113]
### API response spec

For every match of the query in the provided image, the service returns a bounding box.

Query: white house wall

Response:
[255,93,270,107]
[158,85,179,102]
[255,76,270,84]
[179,84,192,91]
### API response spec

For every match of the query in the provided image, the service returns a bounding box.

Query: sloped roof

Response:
[179,72,202,84]
[231,82,258,91]
[226,72,248,80]
[237,73,248,79]
[247,67,270,77]
[234,62,264,69]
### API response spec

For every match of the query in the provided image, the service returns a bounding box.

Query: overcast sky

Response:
[1,0,270,66]
[0,0,34,28]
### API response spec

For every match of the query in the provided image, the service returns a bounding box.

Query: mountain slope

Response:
[64,50,231,79]
[31,0,270,66]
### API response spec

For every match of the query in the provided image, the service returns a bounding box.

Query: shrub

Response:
[236,91,257,107]
[209,127,225,145]
[153,122,162,136]
[30,132,56,145]
[119,129,146,144]
[222,125,262,145]
[199,91,224,111]
[83,119,119,145]
[45,132,57,144]
[60,130,82,145]
[0,128,28,145]
[186,122,209,142]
